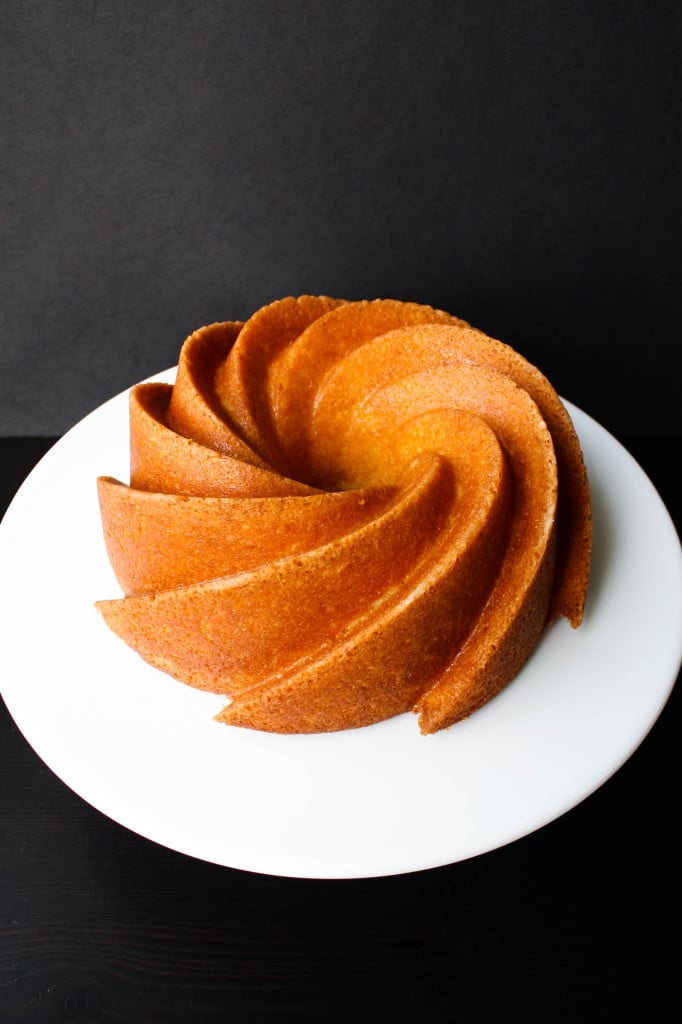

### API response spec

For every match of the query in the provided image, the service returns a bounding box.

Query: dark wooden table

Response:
[1,435,679,1023]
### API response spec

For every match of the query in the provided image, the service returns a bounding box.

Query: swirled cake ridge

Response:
[96,296,592,734]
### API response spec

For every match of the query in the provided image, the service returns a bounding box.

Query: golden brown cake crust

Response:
[96,297,592,735]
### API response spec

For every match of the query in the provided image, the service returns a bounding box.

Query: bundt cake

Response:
[96,296,592,734]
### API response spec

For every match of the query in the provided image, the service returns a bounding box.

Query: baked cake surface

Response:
[96,297,592,734]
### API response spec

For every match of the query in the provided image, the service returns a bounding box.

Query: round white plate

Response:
[1,370,680,878]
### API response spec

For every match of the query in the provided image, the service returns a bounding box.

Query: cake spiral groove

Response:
[96,296,592,734]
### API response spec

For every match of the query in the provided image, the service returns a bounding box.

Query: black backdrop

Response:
[1,0,681,438]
